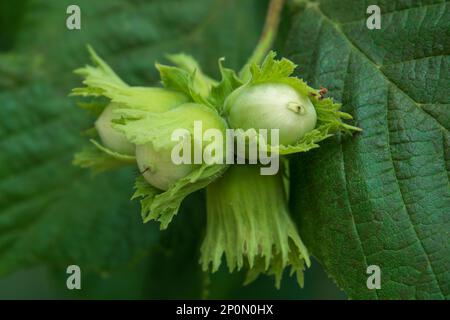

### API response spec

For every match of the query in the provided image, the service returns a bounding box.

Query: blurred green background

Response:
[0,0,345,299]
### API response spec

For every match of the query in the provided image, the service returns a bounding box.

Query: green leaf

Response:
[0,0,28,51]
[0,0,265,281]
[0,79,158,276]
[285,0,450,299]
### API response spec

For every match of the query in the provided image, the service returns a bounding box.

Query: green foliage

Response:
[286,0,450,299]
[0,0,269,298]
[2,0,445,300]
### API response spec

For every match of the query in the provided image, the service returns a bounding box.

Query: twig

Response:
[239,0,285,80]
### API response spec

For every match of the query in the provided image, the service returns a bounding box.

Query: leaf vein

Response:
[311,5,449,134]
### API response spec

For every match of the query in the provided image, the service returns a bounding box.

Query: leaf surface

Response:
[286,0,450,299]
[0,0,265,282]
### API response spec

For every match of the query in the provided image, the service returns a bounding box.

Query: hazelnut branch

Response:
[239,0,285,80]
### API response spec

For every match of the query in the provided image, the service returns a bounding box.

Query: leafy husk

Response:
[226,51,361,156]
[73,139,135,174]
[201,164,310,288]
[133,163,228,229]
[114,102,229,228]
